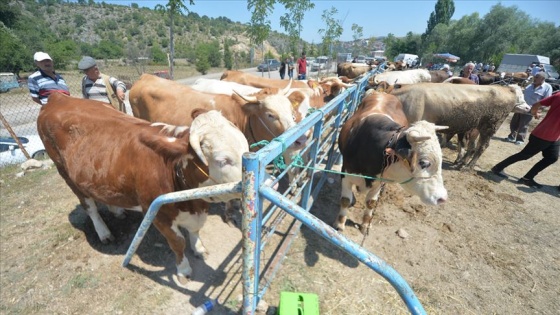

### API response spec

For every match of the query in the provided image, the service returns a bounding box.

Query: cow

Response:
[221,70,312,89]
[336,91,448,234]
[478,72,502,85]
[336,62,374,79]
[38,93,249,280]
[130,74,307,151]
[443,77,477,84]
[430,70,452,83]
[371,69,431,85]
[391,83,526,168]
[191,77,261,96]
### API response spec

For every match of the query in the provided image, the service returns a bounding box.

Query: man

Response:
[28,52,70,105]
[78,56,127,112]
[297,52,307,80]
[531,64,542,77]
[442,64,453,77]
[461,62,479,84]
[491,92,560,189]
[505,72,552,145]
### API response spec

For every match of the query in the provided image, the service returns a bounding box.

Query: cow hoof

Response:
[174,274,190,287]
[194,250,209,260]
[359,224,370,235]
[99,234,115,244]
[333,223,345,232]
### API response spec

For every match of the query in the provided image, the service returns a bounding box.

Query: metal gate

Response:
[123,69,426,315]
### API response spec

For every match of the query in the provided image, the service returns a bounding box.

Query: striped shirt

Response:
[82,74,126,104]
[28,70,70,105]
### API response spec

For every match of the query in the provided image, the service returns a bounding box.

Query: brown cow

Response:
[336,62,374,79]
[337,91,448,233]
[38,93,249,280]
[429,70,451,83]
[130,74,307,150]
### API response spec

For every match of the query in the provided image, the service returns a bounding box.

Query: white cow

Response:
[373,69,431,85]
[191,78,261,95]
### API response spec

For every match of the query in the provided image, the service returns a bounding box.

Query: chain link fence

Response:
[0,62,215,167]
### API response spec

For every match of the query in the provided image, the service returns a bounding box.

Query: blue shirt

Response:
[524,82,553,106]
[28,69,70,105]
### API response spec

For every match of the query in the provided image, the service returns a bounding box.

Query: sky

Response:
[101,0,560,43]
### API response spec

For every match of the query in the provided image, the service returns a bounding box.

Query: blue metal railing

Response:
[122,70,426,315]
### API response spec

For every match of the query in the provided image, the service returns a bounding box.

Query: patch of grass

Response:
[63,273,99,294]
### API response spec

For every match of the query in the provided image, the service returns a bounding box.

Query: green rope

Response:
[290,154,403,183]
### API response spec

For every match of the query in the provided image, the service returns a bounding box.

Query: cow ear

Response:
[191,108,208,120]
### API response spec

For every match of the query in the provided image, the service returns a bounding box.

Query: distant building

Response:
[372,50,385,58]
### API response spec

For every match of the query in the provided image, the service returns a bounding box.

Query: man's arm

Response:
[530,101,542,119]
[31,97,41,105]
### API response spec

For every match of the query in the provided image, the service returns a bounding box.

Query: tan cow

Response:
[336,62,374,79]
[38,93,248,280]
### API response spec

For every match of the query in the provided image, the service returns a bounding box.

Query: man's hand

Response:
[117,89,125,102]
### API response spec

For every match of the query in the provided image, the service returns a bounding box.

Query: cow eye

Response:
[419,160,431,169]
[267,113,277,120]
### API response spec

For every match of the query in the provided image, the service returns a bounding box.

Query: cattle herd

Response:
[36,63,530,282]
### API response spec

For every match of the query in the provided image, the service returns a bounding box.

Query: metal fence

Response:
[121,68,427,314]
[0,64,201,167]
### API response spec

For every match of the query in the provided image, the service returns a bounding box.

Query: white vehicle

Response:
[0,135,47,167]
[394,53,419,67]
[311,56,329,71]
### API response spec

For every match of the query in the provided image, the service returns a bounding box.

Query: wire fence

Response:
[0,63,218,167]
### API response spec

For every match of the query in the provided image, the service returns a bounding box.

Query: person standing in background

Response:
[505,72,552,145]
[78,56,127,113]
[297,52,307,80]
[461,62,480,84]
[28,52,70,105]
[279,58,286,80]
[287,56,294,80]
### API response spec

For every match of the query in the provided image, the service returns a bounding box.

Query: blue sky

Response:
[102,0,560,42]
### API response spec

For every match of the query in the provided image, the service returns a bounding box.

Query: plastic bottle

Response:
[191,299,217,315]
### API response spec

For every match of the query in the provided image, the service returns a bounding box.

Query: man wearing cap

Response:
[78,56,127,112]
[442,64,453,77]
[505,72,552,145]
[28,52,70,105]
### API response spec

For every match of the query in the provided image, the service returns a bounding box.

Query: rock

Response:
[21,159,43,170]
[15,171,25,178]
[256,299,268,314]
[396,228,409,239]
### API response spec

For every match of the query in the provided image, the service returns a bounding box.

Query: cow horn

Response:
[233,89,258,103]
[189,131,209,166]
[434,125,449,131]
[409,135,431,143]
[282,80,293,95]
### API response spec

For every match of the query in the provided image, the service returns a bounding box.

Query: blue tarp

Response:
[433,53,460,61]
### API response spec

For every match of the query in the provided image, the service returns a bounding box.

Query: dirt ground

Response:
[1,108,559,314]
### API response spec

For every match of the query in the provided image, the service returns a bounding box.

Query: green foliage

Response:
[318,7,343,57]
[0,25,28,73]
[351,23,364,56]
[131,3,139,9]
[278,0,315,53]
[247,0,274,45]
[195,43,210,74]
[265,50,275,59]
[0,1,20,28]
[74,14,86,27]
[207,41,222,67]
[224,40,233,70]
[46,40,79,70]
[151,44,167,64]
[422,0,455,42]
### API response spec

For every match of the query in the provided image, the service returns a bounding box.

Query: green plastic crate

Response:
[278,292,320,315]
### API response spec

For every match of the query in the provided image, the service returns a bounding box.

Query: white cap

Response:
[443,64,450,70]
[34,52,52,62]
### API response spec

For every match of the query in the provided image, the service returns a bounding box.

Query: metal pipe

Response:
[122,182,241,267]
[259,186,427,315]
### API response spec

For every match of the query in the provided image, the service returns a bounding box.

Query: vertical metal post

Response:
[241,152,262,315]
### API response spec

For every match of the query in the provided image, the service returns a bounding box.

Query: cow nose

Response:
[436,197,447,204]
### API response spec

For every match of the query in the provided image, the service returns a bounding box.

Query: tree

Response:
[195,43,210,74]
[0,25,27,73]
[351,23,363,56]
[278,0,315,55]
[247,0,274,63]
[422,0,455,42]
[318,7,343,59]
[223,39,233,70]
[154,0,194,79]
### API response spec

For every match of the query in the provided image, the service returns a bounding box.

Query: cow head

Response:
[233,82,308,151]
[384,120,448,205]
[188,110,248,202]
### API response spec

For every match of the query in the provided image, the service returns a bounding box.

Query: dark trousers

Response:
[508,113,533,142]
[494,134,559,180]
[298,73,306,80]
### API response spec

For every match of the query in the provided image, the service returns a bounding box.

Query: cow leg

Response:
[454,133,467,166]
[465,131,492,169]
[107,205,126,219]
[335,176,354,231]
[152,216,191,278]
[179,211,209,259]
[359,182,383,235]
[83,198,114,243]
[222,199,240,226]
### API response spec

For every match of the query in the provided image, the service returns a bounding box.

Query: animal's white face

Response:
[510,85,528,107]
[261,94,308,150]
[384,121,448,205]
[190,110,248,202]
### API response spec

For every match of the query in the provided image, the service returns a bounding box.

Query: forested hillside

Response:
[0,0,293,73]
